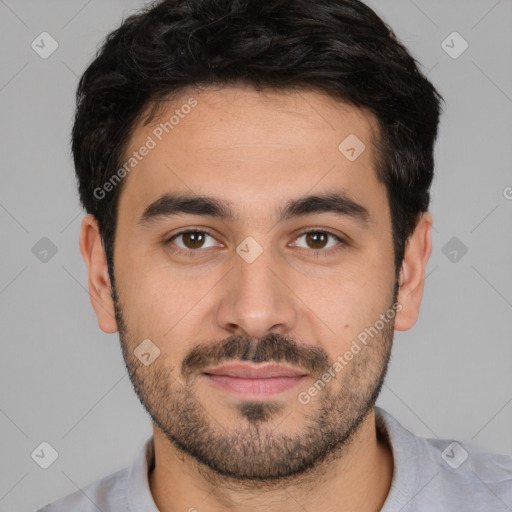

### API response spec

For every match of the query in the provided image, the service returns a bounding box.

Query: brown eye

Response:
[291,230,348,258]
[168,230,218,252]
[304,232,329,249]
[294,231,342,251]
[181,231,207,249]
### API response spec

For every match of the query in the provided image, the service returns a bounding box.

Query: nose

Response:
[215,243,298,339]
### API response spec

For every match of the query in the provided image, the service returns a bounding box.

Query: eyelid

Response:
[292,227,347,243]
[290,228,348,256]
[165,227,349,256]
[165,228,222,250]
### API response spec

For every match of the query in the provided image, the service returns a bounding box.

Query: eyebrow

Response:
[138,190,371,227]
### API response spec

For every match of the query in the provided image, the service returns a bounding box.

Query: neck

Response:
[149,407,394,512]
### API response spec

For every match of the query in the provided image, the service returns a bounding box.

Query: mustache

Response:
[181,333,331,380]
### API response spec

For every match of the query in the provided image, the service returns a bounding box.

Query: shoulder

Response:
[419,435,512,509]
[34,466,130,512]
[376,407,512,511]
[33,436,155,512]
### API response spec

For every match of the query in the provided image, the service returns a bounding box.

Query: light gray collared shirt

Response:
[34,407,512,511]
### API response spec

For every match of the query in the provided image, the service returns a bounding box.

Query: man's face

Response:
[111,86,398,480]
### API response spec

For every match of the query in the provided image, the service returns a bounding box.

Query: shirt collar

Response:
[127,434,160,512]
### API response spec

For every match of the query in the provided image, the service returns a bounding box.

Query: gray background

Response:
[1,0,511,510]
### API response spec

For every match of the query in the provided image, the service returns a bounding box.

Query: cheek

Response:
[301,259,394,351]
[116,255,217,340]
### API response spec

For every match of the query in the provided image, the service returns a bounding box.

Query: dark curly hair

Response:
[72,0,443,283]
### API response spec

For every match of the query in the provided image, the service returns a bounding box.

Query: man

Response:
[36,0,512,510]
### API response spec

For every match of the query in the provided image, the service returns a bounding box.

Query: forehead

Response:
[117,86,387,222]
[141,85,379,152]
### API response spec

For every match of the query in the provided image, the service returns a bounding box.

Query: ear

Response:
[79,214,118,333]
[394,211,433,331]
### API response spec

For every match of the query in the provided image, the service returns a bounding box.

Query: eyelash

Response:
[164,228,348,258]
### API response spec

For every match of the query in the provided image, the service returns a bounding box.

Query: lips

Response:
[203,362,309,379]
[202,363,309,396]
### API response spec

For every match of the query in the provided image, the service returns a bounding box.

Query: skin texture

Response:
[80,85,432,512]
